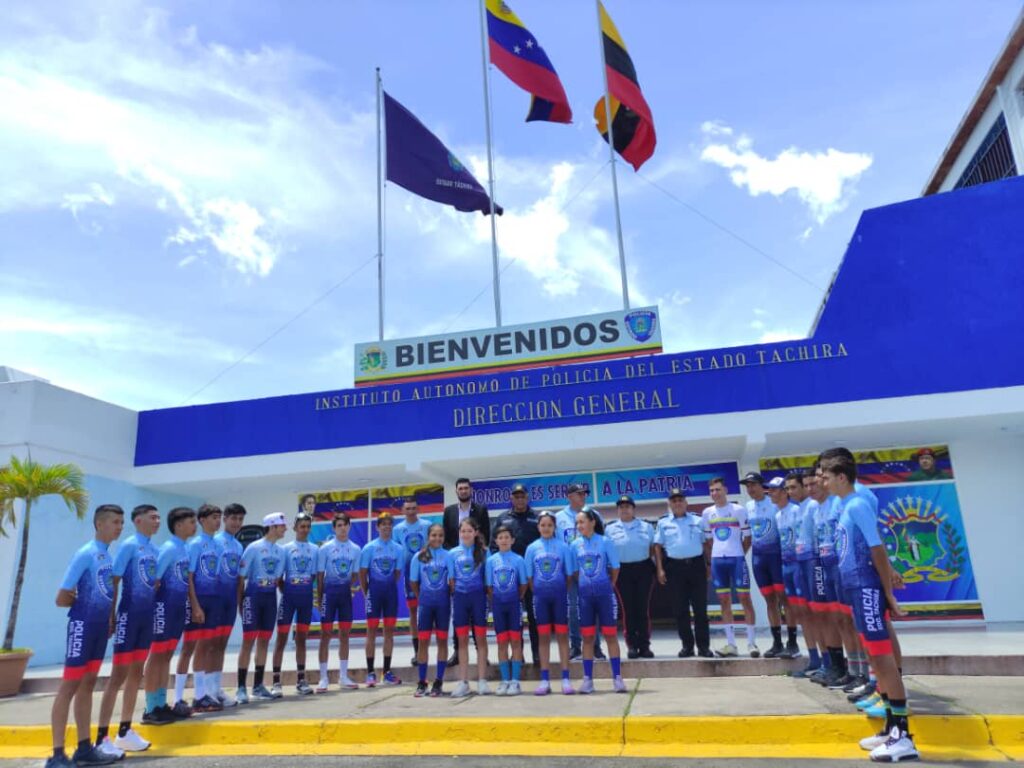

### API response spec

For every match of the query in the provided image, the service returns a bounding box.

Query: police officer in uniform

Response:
[490,484,541,664]
[654,488,713,658]
[605,495,655,659]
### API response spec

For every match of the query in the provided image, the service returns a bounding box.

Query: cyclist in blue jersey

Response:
[272,512,318,697]
[411,523,452,697]
[235,513,287,703]
[176,504,224,714]
[821,454,917,763]
[526,511,576,695]
[316,512,362,692]
[571,509,627,694]
[395,498,431,666]
[448,517,490,697]
[142,507,197,726]
[95,504,160,757]
[359,512,405,687]
[47,504,124,768]
[554,483,604,660]
[743,473,795,658]
[210,502,246,706]
[770,476,810,665]
[486,526,528,696]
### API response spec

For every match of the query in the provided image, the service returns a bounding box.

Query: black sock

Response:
[771,626,782,644]
[828,647,846,672]
[366,657,375,674]
[889,698,909,734]
[272,666,281,685]
[297,664,305,683]
[787,626,798,644]
[53,748,65,759]
[384,655,392,673]
[881,693,892,731]
[95,726,108,746]
[78,738,90,753]
[238,667,248,688]
[412,637,419,654]
[254,665,265,688]
[118,721,131,738]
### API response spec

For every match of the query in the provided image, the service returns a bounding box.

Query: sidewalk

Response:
[2,675,1022,761]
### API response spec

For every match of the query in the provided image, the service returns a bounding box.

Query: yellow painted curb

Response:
[1,715,1021,761]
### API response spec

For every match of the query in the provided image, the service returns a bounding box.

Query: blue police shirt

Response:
[525,537,575,596]
[61,539,115,623]
[654,513,706,559]
[746,497,780,554]
[555,506,603,546]
[604,518,653,563]
[486,551,527,604]
[318,539,361,593]
[409,547,452,607]
[359,538,404,590]
[837,492,883,589]
[571,533,619,598]
[113,532,158,614]
[239,538,285,594]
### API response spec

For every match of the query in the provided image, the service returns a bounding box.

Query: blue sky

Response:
[1,0,1019,410]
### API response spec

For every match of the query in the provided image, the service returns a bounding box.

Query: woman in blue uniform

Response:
[571,509,628,694]
[604,495,655,658]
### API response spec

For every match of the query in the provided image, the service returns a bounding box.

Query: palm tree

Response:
[0,456,89,652]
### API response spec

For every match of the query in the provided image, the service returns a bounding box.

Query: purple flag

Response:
[384,91,502,216]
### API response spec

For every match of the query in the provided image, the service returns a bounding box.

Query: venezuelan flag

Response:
[486,0,572,123]
[594,1,656,170]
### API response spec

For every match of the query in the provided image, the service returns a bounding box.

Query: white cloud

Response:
[699,122,872,224]
[0,3,375,277]
[759,329,803,343]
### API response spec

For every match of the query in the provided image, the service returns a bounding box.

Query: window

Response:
[954,113,1017,189]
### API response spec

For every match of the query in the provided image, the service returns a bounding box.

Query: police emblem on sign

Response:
[359,346,387,373]
[624,310,657,342]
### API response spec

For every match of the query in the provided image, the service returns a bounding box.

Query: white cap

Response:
[263,512,287,527]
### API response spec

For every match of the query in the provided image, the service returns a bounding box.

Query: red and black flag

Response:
[594,1,656,170]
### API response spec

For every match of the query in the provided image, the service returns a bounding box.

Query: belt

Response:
[667,555,704,562]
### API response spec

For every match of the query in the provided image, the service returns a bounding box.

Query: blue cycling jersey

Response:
[571,533,619,597]
[816,496,841,566]
[113,532,159,614]
[525,537,576,595]
[837,492,883,589]
[486,551,527,603]
[214,530,243,591]
[155,536,191,603]
[359,537,404,589]
[394,518,431,576]
[409,547,452,607]
[747,497,780,554]
[318,539,361,592]
[776,502,801,563]
[448,544,486,594]
[239,538,285,593]
[187,531,223,596]
[795,499,818,562]
[281,540,318,594]
[60,539,115,623]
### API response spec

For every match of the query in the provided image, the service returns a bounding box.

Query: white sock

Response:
[724,625,736,645]
[319,662,328,680]
[339,660,349,678]
[746,625,756,645]
[175,673,187,702]
[213,671,223,693]
[194,671,206,699]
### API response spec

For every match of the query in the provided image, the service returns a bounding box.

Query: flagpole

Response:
[478,0,503,327]
[596,0,630,311]
[376,66,385,341]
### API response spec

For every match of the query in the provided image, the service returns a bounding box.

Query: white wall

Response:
[946,433,1024,622]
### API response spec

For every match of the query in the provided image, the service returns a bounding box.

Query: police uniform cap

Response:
[668,488,685,499]
[616,495,635,507]
[511,484,528,495]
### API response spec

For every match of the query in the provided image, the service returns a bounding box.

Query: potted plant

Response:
[0,456,88,696]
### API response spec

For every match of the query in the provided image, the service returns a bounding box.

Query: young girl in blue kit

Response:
[572,508,628,694]
[409,524,452,698]
[448,517,490,697]
[486,525,528,696]
[525,511,576,696]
